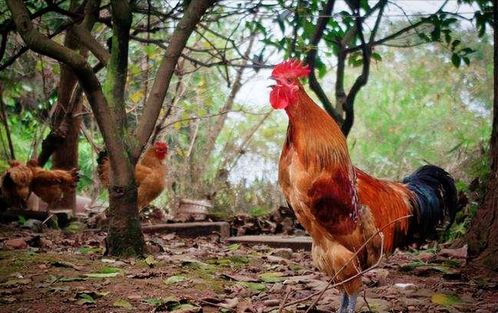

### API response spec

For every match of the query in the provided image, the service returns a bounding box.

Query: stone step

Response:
[142,222,230,238]
[226,235,313,251]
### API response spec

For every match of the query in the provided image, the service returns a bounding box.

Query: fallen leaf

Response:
[1,278,32,288]
[144,297,163,306]
[170,303,201,313]
[100,267,121,273]
[84,272,120,278]
[59,276,87,282]
[49,286,70,293]
[113,299,134,309]
[221,273,258,282]
[227,243,240,251]
[145,255,158,267]
[259,272,284,283]
[438,245,468,259]
[51,260,83,271]
[76,293,96,305]
[220,298,239,309]
[431,293,462,306]
[238,282,266,292]
[164,275,188,285]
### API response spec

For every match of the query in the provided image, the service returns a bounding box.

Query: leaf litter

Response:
[0,223,497,312]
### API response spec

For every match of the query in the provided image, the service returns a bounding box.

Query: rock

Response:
[21,219,43,232]
[4,238,28,250]
[438,245,468,259]
[363,269,389,287]
[26,235,42,248]
[394,283,417,291]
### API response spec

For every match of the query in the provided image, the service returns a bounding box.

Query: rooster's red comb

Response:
[272,59,310,79]
[154,141,168,149]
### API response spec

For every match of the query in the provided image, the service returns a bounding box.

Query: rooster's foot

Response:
[338,292,357,313]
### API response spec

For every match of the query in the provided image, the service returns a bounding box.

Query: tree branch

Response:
[303,0,342,122]
[5,0,126,179]
[340,2,384,136]
[133,0,217,158]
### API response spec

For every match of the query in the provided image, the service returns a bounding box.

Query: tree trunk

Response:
[466,0,498,270]
[104,0,145,257]
[106,185,144,256]
[51,32,80,214]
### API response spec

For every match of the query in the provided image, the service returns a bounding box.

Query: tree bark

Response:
[466,0,498,270]
[104,0,145,257]
[50,0,101,215]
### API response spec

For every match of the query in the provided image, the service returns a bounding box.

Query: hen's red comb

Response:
[154,141,168,150]
[272,59,310,79]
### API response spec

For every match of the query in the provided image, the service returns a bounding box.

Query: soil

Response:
[0,223,497,313]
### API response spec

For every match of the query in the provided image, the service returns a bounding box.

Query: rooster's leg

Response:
[338,293,358,313]
[338,293,348,312]
[346,293,358,312]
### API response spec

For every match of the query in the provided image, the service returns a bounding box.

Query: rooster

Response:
[97,141,168,210]
[0,161,33,209]
[26,159,79,210]
[270,60,458,313]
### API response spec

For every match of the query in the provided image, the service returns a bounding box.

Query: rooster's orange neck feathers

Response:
[284,84,350,169]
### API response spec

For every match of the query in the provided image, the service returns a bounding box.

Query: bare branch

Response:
[134,0,217,158]
[303,0,342,122]
[341,1,387,136]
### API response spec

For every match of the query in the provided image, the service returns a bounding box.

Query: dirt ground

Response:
[0,223,497,313]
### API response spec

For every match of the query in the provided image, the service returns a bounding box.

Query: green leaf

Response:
[100,267,121,274]
[371,52,382,62]
[59,276,87,282]
[227,243,240,251]
[18,215,27,225]
[451,53,461,68]
[360,0,370,11]
[259,272,284,283]
[76,293,95,305]
[430,23,441,41]
[144,298,163,306]
[171,303,201,313]
[462,57,470,66]
[145,255,158,267]
[113,299,134,309]
[451,40,461,50]
[77,246,102,255]
[238,281,267,292]
[431,293,462,306]
[164,275,188,285]
[84,272,120,278]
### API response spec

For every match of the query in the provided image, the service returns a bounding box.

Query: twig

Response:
[279,287,293,313]
[362,289,372,312]
[282,215,412,310]
[303,234,384,313]
[42,213,55,225]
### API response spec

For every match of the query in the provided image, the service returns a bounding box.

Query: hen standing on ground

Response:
[97,141,168,210]
[0,161,33,209]
[26,159,79,211]
[270,60,458,313]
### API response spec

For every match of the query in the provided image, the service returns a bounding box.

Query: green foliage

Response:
[249,206,269,217]
[349,33,491,180]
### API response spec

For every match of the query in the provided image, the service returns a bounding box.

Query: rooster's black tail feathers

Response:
[402,165,459,240]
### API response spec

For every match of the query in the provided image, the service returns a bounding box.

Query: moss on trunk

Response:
[106,184,145,257]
